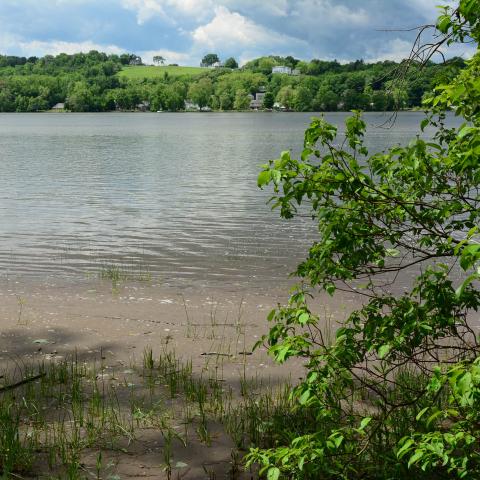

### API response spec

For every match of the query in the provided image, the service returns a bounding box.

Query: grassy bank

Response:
[0,347,301,479]
[118,65,205,80]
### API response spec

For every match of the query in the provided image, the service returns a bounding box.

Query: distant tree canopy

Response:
[201,53,220,67]
[187,78,214,109]
[152,55,165,66]
[0,51,466,112]
[224,57,238,69]
[120,53,142,66]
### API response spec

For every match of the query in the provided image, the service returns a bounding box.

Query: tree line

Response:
[0,51,465,112]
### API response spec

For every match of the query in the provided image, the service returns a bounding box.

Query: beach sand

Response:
[0,276,357,479]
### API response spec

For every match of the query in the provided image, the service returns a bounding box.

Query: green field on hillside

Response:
[118,65,206,79]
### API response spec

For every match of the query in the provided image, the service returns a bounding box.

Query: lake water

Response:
[0,112,458,290]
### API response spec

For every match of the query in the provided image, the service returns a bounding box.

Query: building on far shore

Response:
[52,102,65,111]
[250,92,266,110]
[272,66,292,75]
[200,61,224,68]
[137,101,150,112]
[185,101,200,111]
[273,102,287,111]
[272,66,301,76]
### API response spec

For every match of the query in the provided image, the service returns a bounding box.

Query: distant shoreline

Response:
[0,109,425,114]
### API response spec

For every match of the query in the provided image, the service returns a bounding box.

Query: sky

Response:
[0,0,473,66]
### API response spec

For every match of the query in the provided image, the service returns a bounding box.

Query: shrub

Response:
[247,2,480,478]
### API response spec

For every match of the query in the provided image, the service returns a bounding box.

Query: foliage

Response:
[224,57,239,69]
[201,53,220,67]
[275,86,296,110]
[0,49,464,113]
[153,55,165,65]
[187,77,214,109]
[233,88,251,110]
[262,91,275,109]
[248,1,480,478]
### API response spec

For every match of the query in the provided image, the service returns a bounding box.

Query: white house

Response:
[272,66,292,75]
[201,61,224,68]
[184,101,200,111]
[250,92,266,110]
[137,101,150,112]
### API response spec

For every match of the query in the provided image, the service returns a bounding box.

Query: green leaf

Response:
[408,450,425,468]
[459,244,480,270]
[397,438,414,459]
[458,125,475,138]
[437,15,451,33]
[257,170,271,187]
[455,273,479,298]
[426,409,443,427]
[359,416,372,431]
[299,389,311,405]
[378,344,391,359]
[298,312,310,325]
[333,433,344,448]
[280,151,290,162]
[325,283,336,296]
[416,407,430,421]
[267,467,280,480]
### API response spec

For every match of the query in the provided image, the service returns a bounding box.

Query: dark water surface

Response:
[0,112,459,289]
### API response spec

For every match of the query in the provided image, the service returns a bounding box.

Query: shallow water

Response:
[0,111,459,289]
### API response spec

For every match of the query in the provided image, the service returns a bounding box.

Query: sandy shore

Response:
[0,276,360,479]
[0,276,359,374]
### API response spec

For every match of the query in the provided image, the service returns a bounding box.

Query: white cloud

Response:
[122,0,166,24]
[366,38,412,62]
[191,6,307,52]
[121,0,214,24]
[140,48,192,65]
[0,33,124,57]
[20,40,123,56]
[223,0,289,17]
[366,32,476,63]
[404,0,443,21]
[291,0,369,27]
[0,32,17,52]
[166,0,214,14]
[53,0,97,5]
[426,40,477,62]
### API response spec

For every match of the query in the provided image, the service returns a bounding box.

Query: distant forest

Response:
[0,51,466,112]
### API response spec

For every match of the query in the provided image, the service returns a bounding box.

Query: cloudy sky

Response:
[0,0,472,65]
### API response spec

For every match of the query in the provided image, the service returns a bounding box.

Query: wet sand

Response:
[0,276,360,377]
[0,276,361,479]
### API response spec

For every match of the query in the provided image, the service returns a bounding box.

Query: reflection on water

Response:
[0,112,460,288]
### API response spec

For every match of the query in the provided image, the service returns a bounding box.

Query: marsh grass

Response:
[0,305,427,479]
[0,348,295,479]
[99,262,153,291]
